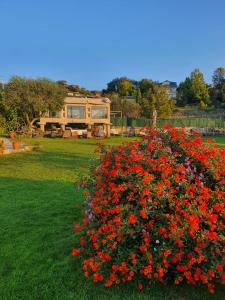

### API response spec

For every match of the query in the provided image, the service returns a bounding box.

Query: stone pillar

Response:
[107,124,111,137]
[60,124,66,131]
[40,124,45,132]
[104,124,110,137]
[153,108,157,127]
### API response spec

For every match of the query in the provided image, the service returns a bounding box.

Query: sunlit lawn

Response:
[0,136,224,300]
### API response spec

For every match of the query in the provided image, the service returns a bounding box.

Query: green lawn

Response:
[206,136,225,147]
[0,137,224,300]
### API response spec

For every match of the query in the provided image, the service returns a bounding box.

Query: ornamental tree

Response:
[5,76,65,131]
[72,127,225,293]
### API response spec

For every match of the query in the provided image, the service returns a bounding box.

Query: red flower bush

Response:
[72,126,225,293]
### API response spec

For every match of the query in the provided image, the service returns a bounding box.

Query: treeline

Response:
[103,78,175,118]
[0,67,224,133]
[102,67,225,119]
[57,78,175,119]
[176,67,225,108]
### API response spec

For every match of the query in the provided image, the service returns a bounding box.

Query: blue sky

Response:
[0,0,225,90]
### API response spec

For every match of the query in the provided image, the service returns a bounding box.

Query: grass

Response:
[205,136,225,147]
[0,136,224,300]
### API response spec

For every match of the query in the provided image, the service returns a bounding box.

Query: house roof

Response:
[64,96,110,105]
[161,80,177,88]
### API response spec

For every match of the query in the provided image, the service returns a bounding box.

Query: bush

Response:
[72,126,225,293]
[0,139,5,154]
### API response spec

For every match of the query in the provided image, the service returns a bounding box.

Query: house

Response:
[39,94,111,136]
[161,80,177,99]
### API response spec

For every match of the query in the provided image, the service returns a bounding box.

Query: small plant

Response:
[11,133,22,150]
[72,126,225,293]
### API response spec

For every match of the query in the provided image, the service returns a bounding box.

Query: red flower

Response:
[139,210,147,219]
[128,215,137,225]
[72,248,80,256]
[216,265,223,272]
[72,126,225,293]
[138,283,143,289]
[158,227,166,235]
[176,239,183,248]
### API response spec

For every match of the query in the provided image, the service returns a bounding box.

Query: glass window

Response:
[91,107,108,119]
[67,106,85,118]
[49,111,61,118]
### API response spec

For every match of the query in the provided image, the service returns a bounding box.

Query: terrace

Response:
[39,95,111,137]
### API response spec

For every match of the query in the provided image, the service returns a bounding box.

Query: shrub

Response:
[0,139,5,154]
[72,126,225,293]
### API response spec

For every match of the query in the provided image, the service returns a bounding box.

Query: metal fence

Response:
[111,117,225,128]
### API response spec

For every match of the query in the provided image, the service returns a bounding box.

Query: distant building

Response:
[161,80,177,99]
[39,94,111,136]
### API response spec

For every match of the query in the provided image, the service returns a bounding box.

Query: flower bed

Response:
[72,126,225,293]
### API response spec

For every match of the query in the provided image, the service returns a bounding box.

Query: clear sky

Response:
[0,0,225,90]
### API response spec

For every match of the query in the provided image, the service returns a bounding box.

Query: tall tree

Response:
[190,69,209,105]
[5,76,66,131]
[146,83,174,118]
[122,100,141,119]
[106,77,137,96]
[110,93,122,111]
[176,70,209,106]
[136,88,142,103]
[139,79,154,96]
[176,77,195,106]
[210,67,225,107]
[212,67,225,86]
[118,79,133,96]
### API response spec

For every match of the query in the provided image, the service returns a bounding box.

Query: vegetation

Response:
[107,78,173,119]
[210,67,225,108]
[0,98,22,133]
[105,66,225,117]
[4,76,65,131]
[73,128,225,293]
[176,69,209,107]
[177,67,225,108]
[0,137,224,300]
[0,138,5,153]
[1,67,224,133]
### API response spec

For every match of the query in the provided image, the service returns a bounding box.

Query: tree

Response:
[0,89,23,132]
[147,83,174,118]
[56,80,68,88]
[210,67,225,107]
[106,77,137,96]
[0,89,5,115]
[118,80,133,97]
[176,69,209,106]
[5,76,66,131]
[139,79,154,96]
[110,93,122,111]
[122,101,141,119]
[212,67,225,86]
[176,77,195,106]
[190,69,209,104]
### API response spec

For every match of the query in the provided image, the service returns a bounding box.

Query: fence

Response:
[111,117,225,128]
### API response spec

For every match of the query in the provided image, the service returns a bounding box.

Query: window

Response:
[67,106,85,118]
[91,107,108,119]
[49,111,61,118]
